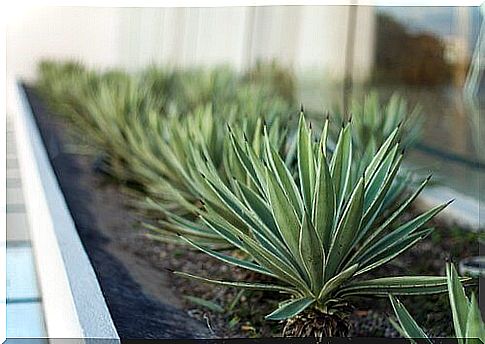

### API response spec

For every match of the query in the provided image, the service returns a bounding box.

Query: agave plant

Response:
[168,111,467,338]
[345,91,423,152]
[36,60,98,119]
[330,91,424,217]
[64,71,166,177]
[140,66,242,116]
[390,263,482,344]
[244,60,296,103]
[140,90,294,245]
[36,61,296,223]
[36,60,87,99]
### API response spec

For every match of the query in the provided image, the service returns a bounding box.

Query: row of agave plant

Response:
[35,60,483,340]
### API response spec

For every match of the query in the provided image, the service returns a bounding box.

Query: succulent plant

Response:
[35,60,472,339]
[36,60,97,119]
[244,60,296,103]
[36,61,296,231]
[142,91,294,245]
[390,263,482,344]
[330,91,424,217]
[170,111,466,338]
[345,91,423,152]
[36,60,87,98]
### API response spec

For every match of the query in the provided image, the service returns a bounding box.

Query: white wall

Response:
[7,7,123,79]
[6,6,124,112]
[6,6,376,112]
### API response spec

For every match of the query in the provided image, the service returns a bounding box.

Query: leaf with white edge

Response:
[360,151,403,232]
[202,211,304,287]
[465,294,485,344]
[389,317,407,339]
[264,130,304,218]
[326,177,364,280]
[236,181,280,239]
[174,270,297,294]
[356,228,433,276]
[265,297,315,320]
[363,126,399,181]
[338,276,460,297]
[330,123,352,215]
[178,234,275,277]
[318,264,358,301]
[447,262,470,343]
[297,113,316,212]
[299,211,324,292]
[318,116,330,159]
[363,144,399,211]
[228,127,264,191]
[350,175,432,263]
[357,202,449,265]
[389,295,431,342]
[267,170,302,261]
[312,150,335,252]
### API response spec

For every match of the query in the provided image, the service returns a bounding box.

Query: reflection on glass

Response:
[363,6,483,201]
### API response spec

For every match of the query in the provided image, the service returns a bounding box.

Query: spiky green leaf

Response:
[265,297,315,320]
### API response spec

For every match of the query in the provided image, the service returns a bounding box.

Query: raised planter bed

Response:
[14,82,480,340]
[15,83,212,339]
[12,83,118,340]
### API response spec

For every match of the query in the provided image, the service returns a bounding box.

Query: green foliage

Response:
[36,60,463,335]
[332,91,424,213]
[171,112,461,322]
[390,263,483,344]
[145,103,292,246]
[336,92,423,184]
[244,60,296,103]
[349,91,423,151]
[35,60,296,234]
[184,295,224,313]
[36,60,87,100]
[36,60,98,119]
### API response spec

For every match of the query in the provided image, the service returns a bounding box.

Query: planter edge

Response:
[12,82,119,341]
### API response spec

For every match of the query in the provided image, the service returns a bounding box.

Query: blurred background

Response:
[6,5,484,209]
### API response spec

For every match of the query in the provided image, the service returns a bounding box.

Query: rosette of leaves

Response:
[141,94,294,245]
[36,61,296,225]
[390,263,482,344]
[170,112,467,338]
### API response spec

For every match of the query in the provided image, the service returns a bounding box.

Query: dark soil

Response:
[24,84,480,339]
